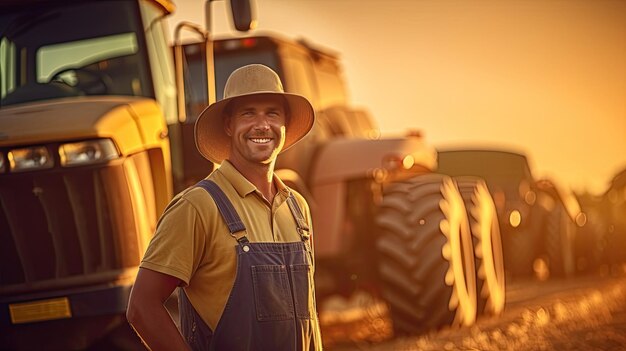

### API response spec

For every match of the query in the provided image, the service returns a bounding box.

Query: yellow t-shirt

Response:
[140,161,313,330]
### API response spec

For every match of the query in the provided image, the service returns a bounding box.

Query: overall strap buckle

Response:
[286,193,310,242]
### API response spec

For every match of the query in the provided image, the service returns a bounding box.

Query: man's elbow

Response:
[126,303,136,325]
[126,295,143,327]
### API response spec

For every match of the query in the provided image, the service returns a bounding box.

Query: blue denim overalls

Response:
[179,180,321,350]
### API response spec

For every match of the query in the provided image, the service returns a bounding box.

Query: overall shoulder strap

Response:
[196,179,249,244]
[286,193,310,241]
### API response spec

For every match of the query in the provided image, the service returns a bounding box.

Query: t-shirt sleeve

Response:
[140,197,206,286]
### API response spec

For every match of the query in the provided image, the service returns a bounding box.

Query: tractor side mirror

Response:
[230,0,256,32]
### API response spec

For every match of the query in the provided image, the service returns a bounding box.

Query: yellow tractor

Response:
[0,0,252,349]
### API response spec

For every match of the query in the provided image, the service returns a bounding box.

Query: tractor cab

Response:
[1,0,176,113]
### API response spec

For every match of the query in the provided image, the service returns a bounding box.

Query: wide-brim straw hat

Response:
[195,64,315,163]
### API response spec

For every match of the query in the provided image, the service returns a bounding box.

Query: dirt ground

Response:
[320,272,626,351]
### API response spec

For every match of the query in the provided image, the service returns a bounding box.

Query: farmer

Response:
[127,64,322,350]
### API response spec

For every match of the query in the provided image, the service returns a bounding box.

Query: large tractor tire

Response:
[375,174,477,335]
[455,177,506,316]
[544,203,576,277]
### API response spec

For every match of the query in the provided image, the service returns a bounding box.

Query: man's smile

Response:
[249,137,273,144]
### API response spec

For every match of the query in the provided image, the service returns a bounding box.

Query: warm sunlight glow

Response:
[509,210,522,228]
[171,0,626,195]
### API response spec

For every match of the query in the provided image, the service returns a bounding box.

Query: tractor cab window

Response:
[139,0,177,124]
[181,46,279,123]
[179,40,280,123]
[0,38,16,99]
[0,0,152,107]
[215,50,279,100]
[37,33,139,93]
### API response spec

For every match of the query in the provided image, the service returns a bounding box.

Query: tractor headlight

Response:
[524,190,537,205]
[575,212,587,227]
[8,146,54,172]
[509,210,522,228]
[59,139,119,167]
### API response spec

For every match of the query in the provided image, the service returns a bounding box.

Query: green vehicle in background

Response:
[437,149,583,279]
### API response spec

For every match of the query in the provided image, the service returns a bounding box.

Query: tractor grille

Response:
[0,160,145,295]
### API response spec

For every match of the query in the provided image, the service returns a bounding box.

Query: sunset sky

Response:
[168,0,626,194]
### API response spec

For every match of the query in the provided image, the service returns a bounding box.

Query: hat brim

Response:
[195,92,315,163]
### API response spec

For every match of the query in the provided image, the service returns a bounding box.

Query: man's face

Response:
[225,94,287,165]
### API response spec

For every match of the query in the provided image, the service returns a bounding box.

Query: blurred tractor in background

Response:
[574,168,626,276]
[437,149,583,279]
[575,191,609,274]
[602,168,626,273]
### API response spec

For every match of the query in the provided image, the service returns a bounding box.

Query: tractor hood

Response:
[310,136,437,185]
[0,96,168,156]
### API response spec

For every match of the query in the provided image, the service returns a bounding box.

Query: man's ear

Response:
[224,115,232,136]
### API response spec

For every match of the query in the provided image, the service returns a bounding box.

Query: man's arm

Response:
[127,268,190,351]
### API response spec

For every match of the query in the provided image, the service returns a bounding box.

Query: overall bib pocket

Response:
[251,265,294,321]
[289,264,313,319]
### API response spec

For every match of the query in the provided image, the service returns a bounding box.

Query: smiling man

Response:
[126,64,322,350]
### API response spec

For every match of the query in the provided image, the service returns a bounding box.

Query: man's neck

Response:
[227,159,276,204]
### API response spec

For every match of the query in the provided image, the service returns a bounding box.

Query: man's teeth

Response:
[250,138,271,144]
